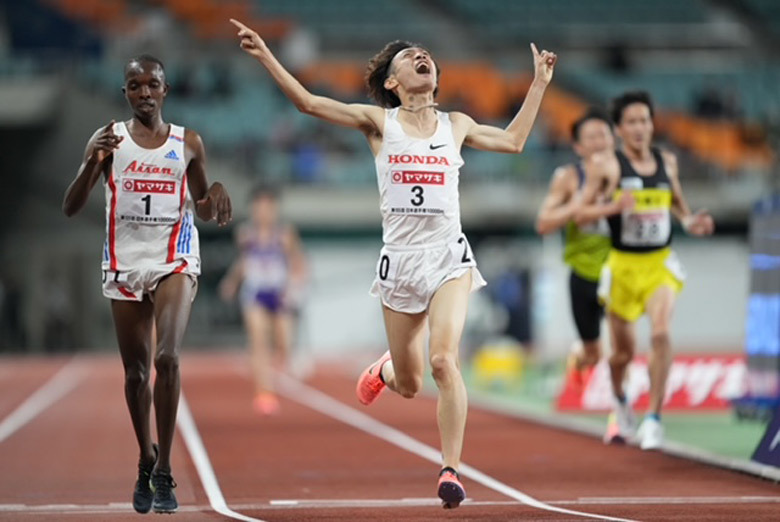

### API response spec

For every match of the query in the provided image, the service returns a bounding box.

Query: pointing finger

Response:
[530,43,539,57]
[229,18,248,31]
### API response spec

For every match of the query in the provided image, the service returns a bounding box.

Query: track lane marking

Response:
[277,374,636,522]
[2,495,779,514]
[0,358,84,444]
[177,394,266,522]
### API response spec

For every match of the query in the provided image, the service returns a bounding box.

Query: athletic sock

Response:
[646,413,661,422]
[440,466,459,478]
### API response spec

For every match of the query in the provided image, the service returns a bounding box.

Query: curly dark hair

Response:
[610,90,654,125]
[365,40,440,108]
[570,107,612,142]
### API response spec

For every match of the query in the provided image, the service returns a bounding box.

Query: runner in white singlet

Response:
[231,19,556,508]
[101,121,201,300]
[370,107,486,313]
[63,55,231,515]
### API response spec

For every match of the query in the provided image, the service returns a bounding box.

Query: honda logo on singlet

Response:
[387,154,450,166]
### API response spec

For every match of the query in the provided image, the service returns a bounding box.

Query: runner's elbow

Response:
[572,211,590,227]
[295,95,318,115]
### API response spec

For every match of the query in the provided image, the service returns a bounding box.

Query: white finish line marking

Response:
[177,394,266,522]
[277,374,636,521]
[0,358,84,444]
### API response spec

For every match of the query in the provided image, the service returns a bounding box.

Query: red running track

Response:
[0,351,778,521]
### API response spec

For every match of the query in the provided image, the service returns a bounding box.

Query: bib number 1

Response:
[141,195,151,215]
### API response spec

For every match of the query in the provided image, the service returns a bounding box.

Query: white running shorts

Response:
[102,259,198,302]
[369,234,486,313]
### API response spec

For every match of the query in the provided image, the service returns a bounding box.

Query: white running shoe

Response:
[637,416,664,450]
[604,400,637,444]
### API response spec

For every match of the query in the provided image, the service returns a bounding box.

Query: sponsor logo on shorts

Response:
[122,179,177,194]
[391,171,444,185]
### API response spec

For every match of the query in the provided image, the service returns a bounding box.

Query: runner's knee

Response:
[124,361,150,389]
[609,349,633,368]
[154,351,179,377]
[651,331,671,351]
[429,352,459,383]
[395,374,422,399]
[581,340,602,365]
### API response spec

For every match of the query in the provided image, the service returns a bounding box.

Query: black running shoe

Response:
[132,444,158,514]
[151,470,178,514]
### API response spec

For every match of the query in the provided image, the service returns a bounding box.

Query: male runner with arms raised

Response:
[231,19,555,507]
[576,91,714,450]
[63,55,231,513]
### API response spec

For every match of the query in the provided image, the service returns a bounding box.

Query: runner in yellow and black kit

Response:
[576,91,714,450]
[536,108,614,389]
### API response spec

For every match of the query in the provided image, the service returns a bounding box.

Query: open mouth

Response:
[415,62,430,74]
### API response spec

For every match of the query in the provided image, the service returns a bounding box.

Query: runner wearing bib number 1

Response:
[231,19,557,508]
[63,55,232,514]
[576,91,714,451]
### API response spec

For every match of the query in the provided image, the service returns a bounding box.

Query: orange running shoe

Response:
[355,350,392,406]
[437,467,466,509]
[253,392,280,415]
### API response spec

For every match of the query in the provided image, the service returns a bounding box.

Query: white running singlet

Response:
[369,108,486,313]
[102,122,200,275]
[374,108,464,246]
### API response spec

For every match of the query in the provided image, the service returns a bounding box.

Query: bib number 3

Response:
[410,186,424,206]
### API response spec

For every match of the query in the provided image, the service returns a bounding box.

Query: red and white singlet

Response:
[101,122,200,300]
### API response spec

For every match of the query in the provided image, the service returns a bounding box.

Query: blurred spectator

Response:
[489,268,533,345]
[280,25,320,74]
[210,60,234,99]
[602,42,631,74]
[171,65,196,99]
[693,85,742,121]
[292,141,324,183]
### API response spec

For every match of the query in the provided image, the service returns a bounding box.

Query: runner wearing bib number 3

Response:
[231,19,556,508]
[576,91,714,451]
[63,55,232,514]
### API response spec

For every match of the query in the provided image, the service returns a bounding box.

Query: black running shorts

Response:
[569,270,603,342]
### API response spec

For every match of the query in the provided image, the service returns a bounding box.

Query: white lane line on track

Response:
[177,394,266,522]
[276,374,636,522]
[0,358,84,444]
[3,495,779,514]
[559,496,780,505]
